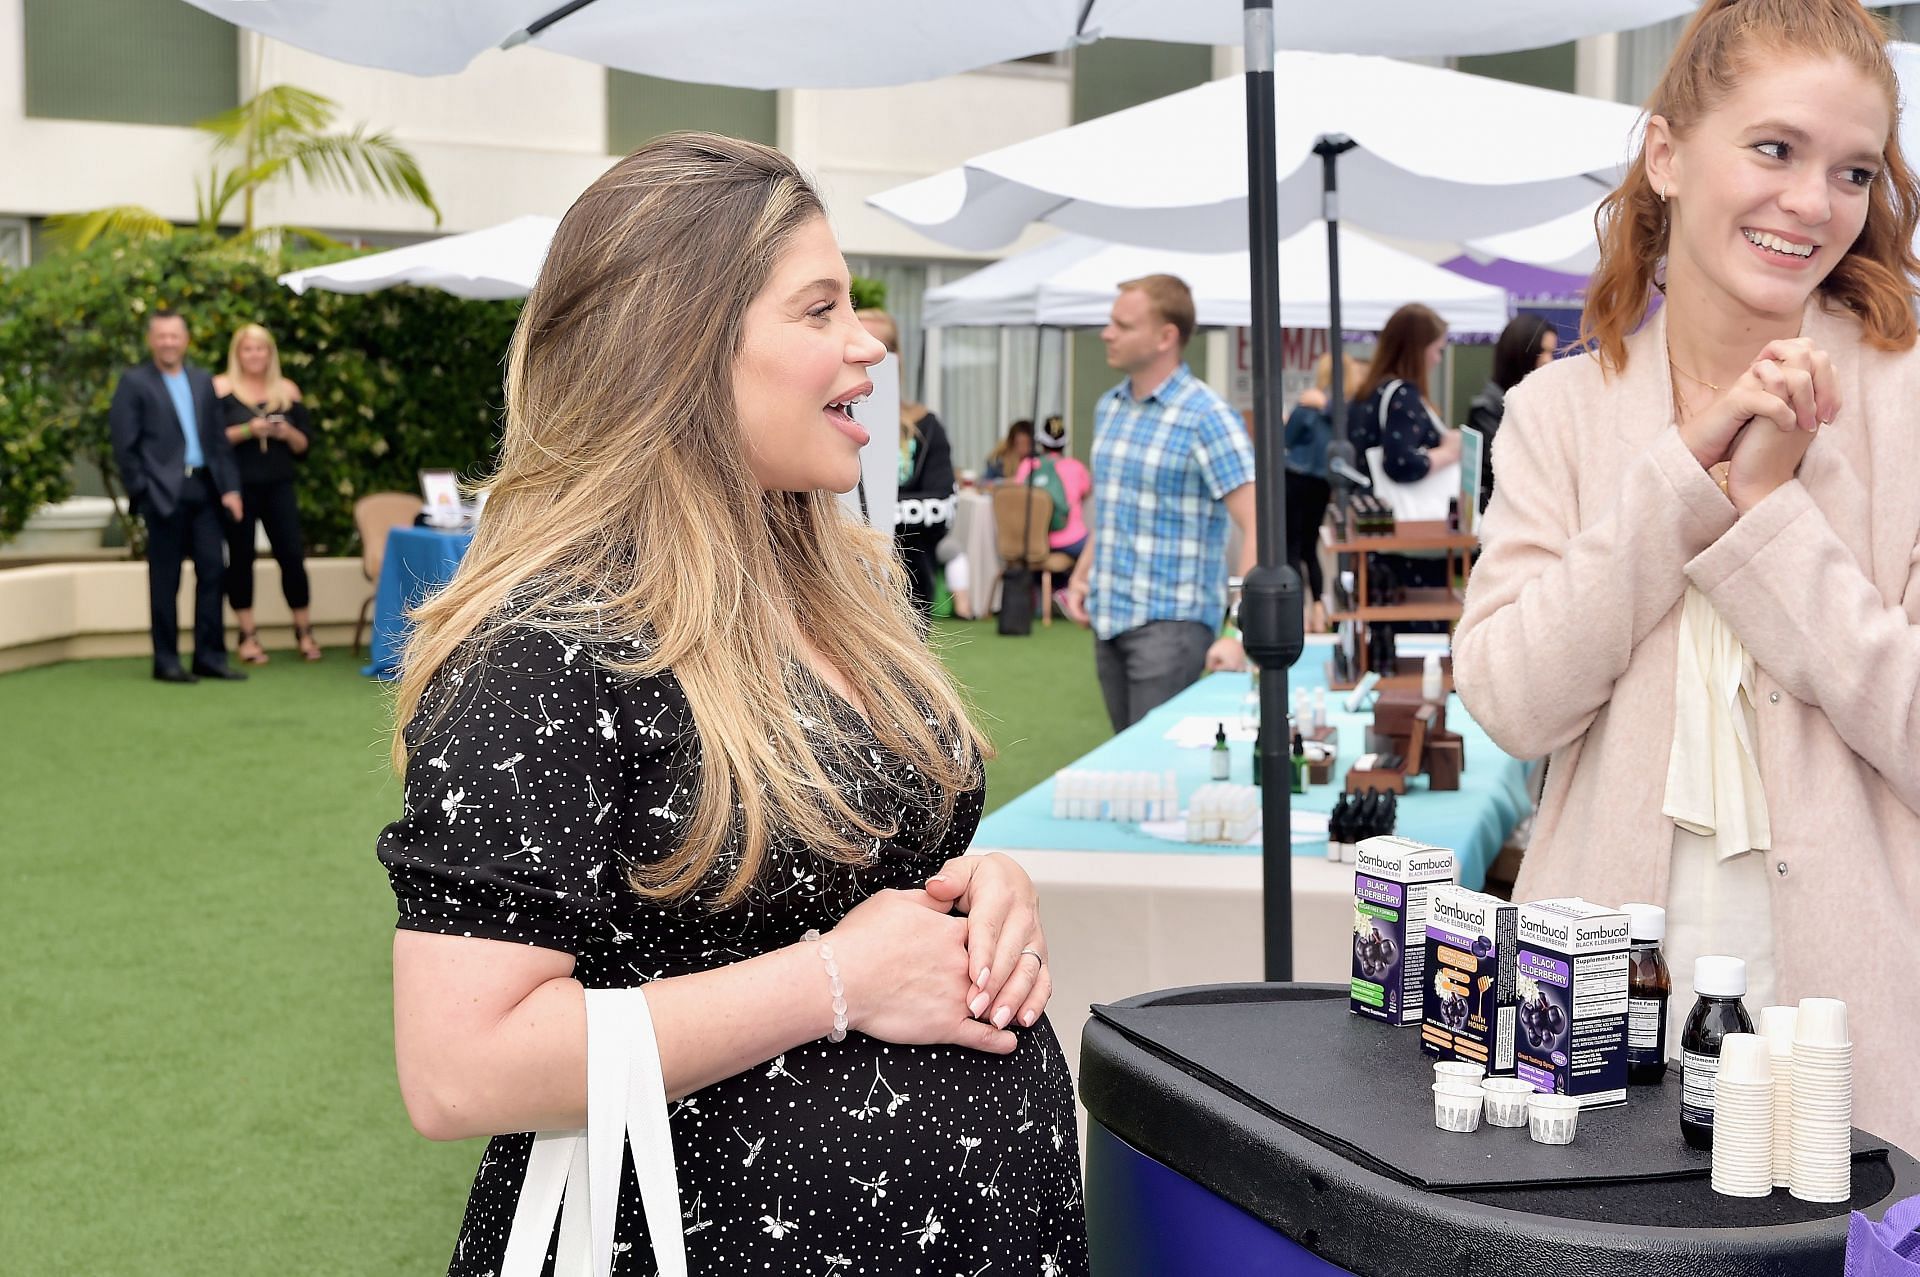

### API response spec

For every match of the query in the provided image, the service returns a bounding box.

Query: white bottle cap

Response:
[1693,955,1747,998]
[1621,903,1666,942]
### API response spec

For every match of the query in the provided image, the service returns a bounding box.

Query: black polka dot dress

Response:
[377,624,1089,1276]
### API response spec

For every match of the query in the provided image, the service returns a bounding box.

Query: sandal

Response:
[237,629,270,665]
[295,623,323,663]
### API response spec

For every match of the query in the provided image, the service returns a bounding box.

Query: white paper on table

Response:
[1137,809,1329,847]
[1163,715,1259,748]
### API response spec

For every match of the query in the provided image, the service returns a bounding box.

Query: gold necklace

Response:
[1667,359,1720,393]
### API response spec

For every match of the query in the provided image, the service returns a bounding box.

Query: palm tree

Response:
[47,84,440,252]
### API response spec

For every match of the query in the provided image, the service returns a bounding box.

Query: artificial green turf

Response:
[0,617,1107,1273]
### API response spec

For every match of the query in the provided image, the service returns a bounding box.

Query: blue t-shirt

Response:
[161,369,205,468]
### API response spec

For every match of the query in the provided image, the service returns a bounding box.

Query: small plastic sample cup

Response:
[1432,1082,1486,1133]
[1481,1077,1535,1128]
[1794,998,1849,1047]
[1527,1092,1582,1145]
[1758,1005,1799,1053]
[1718,1033,1774,1085]
[1433,1061,1487,1083]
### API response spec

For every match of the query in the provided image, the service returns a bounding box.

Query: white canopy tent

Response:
[277,214,558,299]
[923,227,1510,334]
[870,54,1645,254]
[178,0,1784,87]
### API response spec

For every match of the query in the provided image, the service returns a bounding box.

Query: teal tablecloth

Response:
[973,661,1531,892]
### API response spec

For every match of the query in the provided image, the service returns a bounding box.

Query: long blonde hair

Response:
[224,323,294,412]
[390,132,990,909]
[1582,0,1919,371]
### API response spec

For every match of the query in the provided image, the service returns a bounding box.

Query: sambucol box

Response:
[1420,884,1519,1073]
[1350,836,1456,1025]
[1515,898,1630,1107]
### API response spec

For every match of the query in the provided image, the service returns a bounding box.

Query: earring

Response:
[1658,181,1668,202]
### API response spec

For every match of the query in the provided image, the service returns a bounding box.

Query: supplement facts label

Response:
[1682,1048,1719,1124]
[1628,996,1664,1051]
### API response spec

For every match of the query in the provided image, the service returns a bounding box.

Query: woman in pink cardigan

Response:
[1456,0,1920,1152]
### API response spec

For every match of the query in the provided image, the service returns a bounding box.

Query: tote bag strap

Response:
[501,986,687,1277]
[1377,379,1403,437]
[602,985,687,1277]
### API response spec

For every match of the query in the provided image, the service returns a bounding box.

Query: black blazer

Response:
[108,362,239,518]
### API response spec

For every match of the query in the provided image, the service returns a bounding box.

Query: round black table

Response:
[1079,983,1916,1276]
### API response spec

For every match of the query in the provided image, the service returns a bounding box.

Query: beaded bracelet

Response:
[802,929,849,1043]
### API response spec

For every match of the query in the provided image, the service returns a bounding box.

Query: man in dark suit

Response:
[109,308,247,683]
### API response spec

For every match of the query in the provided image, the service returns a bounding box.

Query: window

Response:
[24,0,237,125]
[0,220,28,271]
[1615,16,1686,105]
[606,72,776,154]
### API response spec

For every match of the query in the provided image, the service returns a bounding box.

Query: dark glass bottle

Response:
[1680,955,1753,1150]
[1622,904,1672,1085]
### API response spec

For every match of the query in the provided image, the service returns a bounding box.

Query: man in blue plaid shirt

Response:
[1061,274,1257,731]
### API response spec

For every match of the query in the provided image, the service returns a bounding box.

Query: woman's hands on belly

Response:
[829,888,1020,1055]
[925,853,1053,1031]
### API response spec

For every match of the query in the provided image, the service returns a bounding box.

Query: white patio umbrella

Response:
[871,55,1645,254]
[1041,226,1509,332]
[180,0,1771,87]
[277,214,558,299]
[926,227,1508,332]
[1464,202,1604,275]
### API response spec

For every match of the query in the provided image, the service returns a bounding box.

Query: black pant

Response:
[895,524,945,618]
[1284,471,1330,600]
[143,473,227,671]
[224,479,311,611]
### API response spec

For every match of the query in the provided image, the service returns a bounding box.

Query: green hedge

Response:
[0,234,519,554]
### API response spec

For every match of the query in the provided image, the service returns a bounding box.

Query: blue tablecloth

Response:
[973,659,1531,891]
[363,525,474,680]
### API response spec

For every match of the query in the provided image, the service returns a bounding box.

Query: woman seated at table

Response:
[983,418,1034,484]
[1454,0,1920,1152]
[1013,416,1091,566]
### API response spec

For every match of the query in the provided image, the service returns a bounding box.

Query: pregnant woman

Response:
[376,132,1088,1275]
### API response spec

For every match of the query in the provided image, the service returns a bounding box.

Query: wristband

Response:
[802,929,848,1043]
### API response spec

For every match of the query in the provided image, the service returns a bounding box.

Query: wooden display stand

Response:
[1348,694,1465,793]
[1321,519,1477,693]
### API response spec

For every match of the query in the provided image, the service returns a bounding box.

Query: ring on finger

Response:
[1020,947,1045,968]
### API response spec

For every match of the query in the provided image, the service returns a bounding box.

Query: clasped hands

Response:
[1676,337,1839,513]
[826,852,1051,1057]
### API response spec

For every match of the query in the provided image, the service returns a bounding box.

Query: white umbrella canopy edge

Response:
[181,0,1902,86]
[920,235,1112,327]
[870,57,1643,253]
[924,224,1509,333]
[1031,224,1510,333]
[276,214,561,300]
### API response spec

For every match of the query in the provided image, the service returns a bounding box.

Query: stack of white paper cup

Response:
[1758,1005,1799,1188]
[1789,997,1853,1204]
[1710,1034,1775,1197]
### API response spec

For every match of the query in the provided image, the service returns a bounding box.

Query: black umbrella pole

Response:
[1243,0,1305,983]
[1318,135,1359,524]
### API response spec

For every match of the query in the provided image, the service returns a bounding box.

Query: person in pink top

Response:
[1014,416,1091,563]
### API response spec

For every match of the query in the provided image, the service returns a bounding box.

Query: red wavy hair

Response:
[1581,0,1920,371]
